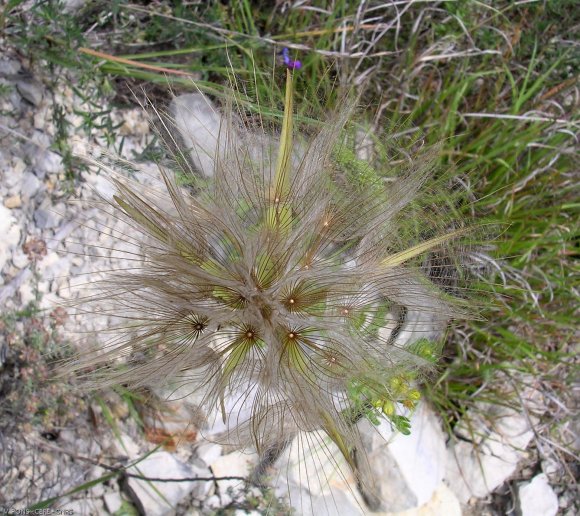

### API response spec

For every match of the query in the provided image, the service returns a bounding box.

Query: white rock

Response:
[36,149,63,176]
[13,156,27,175]
[414,482,461,516]
[34,202,64,229]
[91,481,105,498]
[0,204,21,272]
[445,439,519,503]
[17,80,44,105]
[195,441,222,466]
[309,488,364,516]
[57,498,104,514]
[126,451,211,516]
[103,491,123,513]
[19,282,36,305]
[210,450,257,495]
[378,312,398,341]
[170,93,222,178]
[12,249,29,269]
[454,400,537,451]
[37,252,70,280]
[446,382,544,503]
[541,458,560,477]
[516,473,558,516]
[82,170,116,201]
[375,482,461,516]
[111,433,141,459]
[30,130,51,149]
[358,403,447,512]
[118,108,150,136]
[204,495,221,509]
[269,404,446,514]
[21,171,42,199]
[0,58,21,76]
[5,158,25,192]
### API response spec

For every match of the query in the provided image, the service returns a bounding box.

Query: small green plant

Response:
[212,484,294,515]
[0,299,83,434]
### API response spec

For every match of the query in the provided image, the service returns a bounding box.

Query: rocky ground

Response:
[0,52,576,516]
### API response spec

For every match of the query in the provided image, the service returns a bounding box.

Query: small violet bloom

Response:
[281,47,302,70]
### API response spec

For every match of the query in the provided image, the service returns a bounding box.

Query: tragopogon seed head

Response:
[68,71,475,479]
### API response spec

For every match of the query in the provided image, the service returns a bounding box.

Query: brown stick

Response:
[79,47,197,78]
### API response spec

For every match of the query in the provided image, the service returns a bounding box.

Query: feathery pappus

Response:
[65,69,477,504]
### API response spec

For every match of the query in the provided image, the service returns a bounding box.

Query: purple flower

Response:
[281,47,302,70]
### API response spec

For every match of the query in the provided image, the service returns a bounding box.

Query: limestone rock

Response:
[34,201,64,229]
[125,451,212,516]
[0,58,21,77]
[34,149,63,177]
[0,204,21,272]
[445,381,545,503]
[359,403,447,512]
[82,170,116,201]
[103,491,123,513]
[4,194,21,209]
[170,94,222,178]
[516,473,558,516]
[445,439,520,503]
[21,171,42,199]
[209,449,257,496]
[194,441,222,467]
[16,79,44,106]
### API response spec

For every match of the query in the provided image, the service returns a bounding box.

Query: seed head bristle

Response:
[66,69,479,497]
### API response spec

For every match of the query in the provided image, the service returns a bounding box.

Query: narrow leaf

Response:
[266,70,294,229]
[381,227,470,267]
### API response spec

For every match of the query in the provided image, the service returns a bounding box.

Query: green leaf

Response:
[381,227,471,267]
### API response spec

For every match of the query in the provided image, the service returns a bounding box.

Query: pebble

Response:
[35,149,63,176]
[103,492,123,513]
[358,403,447,512]
[516,473,558,516]
[21,171,42,199]
[118,108,150,136]
[4,194,21,208]
[125,451,212,516]
[16,80,44,106]
[541,457,561,477]
[19,282,36,305]
[12,250,29,269]
[0,58,21,77]
[5,158,26,192]
[194,441,222,467]
[34,203,63,229]
[445,380,544,503]
[111,433,141,459]
[0,204,21,272]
